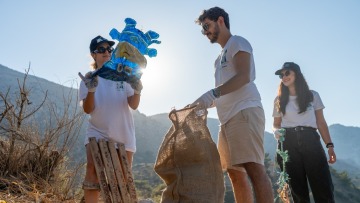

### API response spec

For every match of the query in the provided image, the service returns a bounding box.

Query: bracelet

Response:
[326,142,334,148]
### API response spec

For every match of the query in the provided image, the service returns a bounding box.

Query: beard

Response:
[209,24,220,43]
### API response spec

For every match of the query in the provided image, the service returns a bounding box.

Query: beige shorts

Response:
[218,107,265,172]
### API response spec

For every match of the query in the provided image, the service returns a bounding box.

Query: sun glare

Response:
[141,55,170,89]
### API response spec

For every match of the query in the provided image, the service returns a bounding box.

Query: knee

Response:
[85,161,97,180]
[86,161,96,171]
[244,163,267,178]
[228,169,248,184]
[85,164,98,184]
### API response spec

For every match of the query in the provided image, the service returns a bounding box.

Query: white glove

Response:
[273,128,285,140]
[191,90,215,110]
[78,71,98,92]
[127,76,143,94]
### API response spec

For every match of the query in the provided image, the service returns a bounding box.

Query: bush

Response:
[0,68,85,202]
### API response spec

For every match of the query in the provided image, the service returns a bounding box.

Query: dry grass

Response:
[0,140,84,202]
[0,67,85,202]
[0,176,78,203]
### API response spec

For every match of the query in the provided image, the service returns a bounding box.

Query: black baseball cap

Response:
[89,35,115,53]
[275,62,301,75]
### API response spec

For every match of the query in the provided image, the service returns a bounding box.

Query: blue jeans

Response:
[277,128,335,203]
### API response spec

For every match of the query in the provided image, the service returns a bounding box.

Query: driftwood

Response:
[89,137,137,203]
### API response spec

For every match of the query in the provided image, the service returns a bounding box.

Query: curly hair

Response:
[276,69,313,115]
[195,6,230,30]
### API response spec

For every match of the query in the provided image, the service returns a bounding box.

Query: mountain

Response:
[0,64,78,108]
[0,64,84,160]
[1,64,360,201]
[330,124,360,165]
[142,114,360,168]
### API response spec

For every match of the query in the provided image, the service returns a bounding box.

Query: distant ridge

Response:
[0,64,64,88]
[0,64,78,108]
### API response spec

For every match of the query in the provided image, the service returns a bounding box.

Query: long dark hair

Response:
[275,70,313,115]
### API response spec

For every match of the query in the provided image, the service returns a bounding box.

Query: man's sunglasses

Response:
[279,70,291,79]
[93,46,114,54]
[201,23,210,35]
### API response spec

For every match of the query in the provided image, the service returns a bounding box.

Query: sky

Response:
[1,0,359,132]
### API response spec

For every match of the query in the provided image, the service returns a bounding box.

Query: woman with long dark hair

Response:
[272,62,336,203]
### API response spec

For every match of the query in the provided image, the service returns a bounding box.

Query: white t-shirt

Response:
[214,35,262,124]
[272,90,325,128]
[79,77,136,152]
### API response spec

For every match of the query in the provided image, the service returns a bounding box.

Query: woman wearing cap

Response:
[272,62,336,203]
[78,35,142,202]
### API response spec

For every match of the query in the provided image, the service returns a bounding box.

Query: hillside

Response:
[0,64,87,162]
[0,64,78,108]
[1,64,360,202]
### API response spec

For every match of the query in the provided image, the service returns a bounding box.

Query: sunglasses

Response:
[94,46,114,54]
[201,23,210,35]
[279,70,291,79]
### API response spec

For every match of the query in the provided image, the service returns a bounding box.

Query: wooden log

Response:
[99,139,123,203]
[88,138,138,203]
[108,140,132,203]
[88,137,112,203]
[117,143,138,203]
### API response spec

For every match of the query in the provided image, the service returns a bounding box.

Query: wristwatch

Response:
[326,142,334,148]
[212,87,221,98]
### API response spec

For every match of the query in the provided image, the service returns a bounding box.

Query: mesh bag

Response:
[154,107,225,203]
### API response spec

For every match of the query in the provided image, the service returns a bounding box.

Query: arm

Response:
[190,51,251,109]
[315,109,336,164]
[126,77,142,110]
[273,117,282,130]
[127,93,141,110]
[82,92,95,114]
[78,71,98,114]
[216,51,251,95]
[273,117,284,140]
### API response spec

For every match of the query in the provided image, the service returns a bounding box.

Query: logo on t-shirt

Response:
[116,82,124,91]
[221,49,228,68]
[306,103,314,111]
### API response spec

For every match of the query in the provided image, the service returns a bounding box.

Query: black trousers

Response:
[277,128,335,203]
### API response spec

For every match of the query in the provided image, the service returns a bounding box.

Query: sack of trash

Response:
[154,107,224,203]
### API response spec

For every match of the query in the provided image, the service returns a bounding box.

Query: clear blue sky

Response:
[1,0,359,132]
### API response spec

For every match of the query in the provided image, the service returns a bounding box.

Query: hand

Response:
[78,71,98,92]
[273,128,285,140]
[328,148,336,164]
[190,90,215,110]
[127,76,143,94]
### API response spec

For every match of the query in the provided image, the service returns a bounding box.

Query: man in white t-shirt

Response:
[191,7,274,203]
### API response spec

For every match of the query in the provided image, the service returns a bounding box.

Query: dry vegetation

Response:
[0,68,85,202]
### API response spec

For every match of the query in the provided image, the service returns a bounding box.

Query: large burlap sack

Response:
[154,107,225,203]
